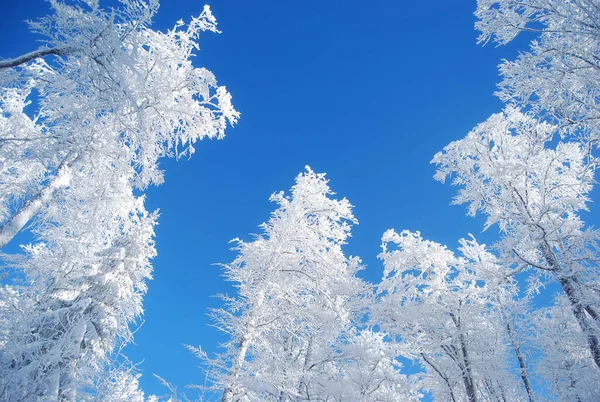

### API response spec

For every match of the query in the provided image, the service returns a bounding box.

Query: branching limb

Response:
[0,47,73,69]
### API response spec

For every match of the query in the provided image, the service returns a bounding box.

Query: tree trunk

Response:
[458,332,478,402]
[222,292,265,402]
[450,312,478,402]
[497,300,535,402]
[558,275,600,369]
[221,333,251,402]
[539,241,600,370]
[0,154,76,249]
[508,323,535,402]
[295,335,314,401]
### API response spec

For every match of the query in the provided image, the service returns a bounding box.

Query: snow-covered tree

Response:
[432,107,600,370]
[527,300,600,402]
[0,187,156,400]
[0,0,238,249]
[196,167,416,402]
[0,1,238,400]
[475,0,600,144]
[376,230,526,402]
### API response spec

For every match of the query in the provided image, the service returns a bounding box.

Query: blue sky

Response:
[0,0,582,398]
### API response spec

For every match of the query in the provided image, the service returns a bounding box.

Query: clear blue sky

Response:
[2,0,585,398]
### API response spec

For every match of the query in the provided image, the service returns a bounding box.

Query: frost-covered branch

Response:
[0,46,73,69]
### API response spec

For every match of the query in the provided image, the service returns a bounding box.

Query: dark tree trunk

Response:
[539,241,600,370]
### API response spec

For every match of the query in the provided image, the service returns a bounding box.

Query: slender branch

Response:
[421,353,458,402]
[0,47,73,69]
[511,248,553,271]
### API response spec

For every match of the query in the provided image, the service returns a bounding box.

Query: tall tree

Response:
[376,230,525,402]
[0,0,238,249]
[432,106,600,370]
[195,167,416,402]
[0,1,238,400]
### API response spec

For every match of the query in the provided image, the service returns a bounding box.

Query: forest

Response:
[1,0,599,401]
